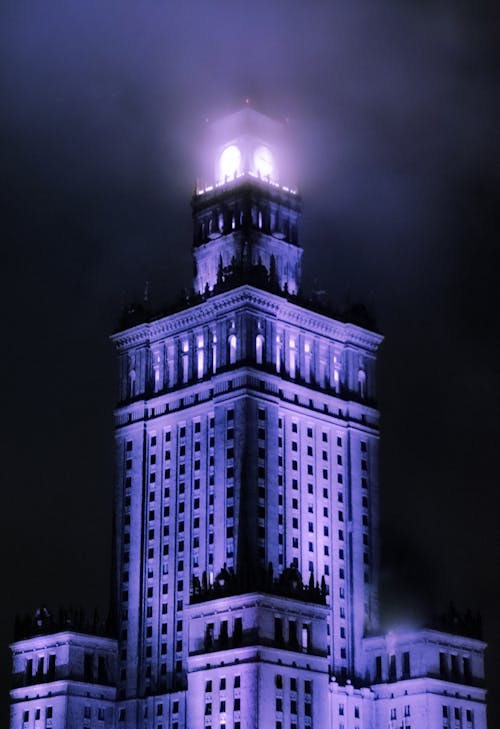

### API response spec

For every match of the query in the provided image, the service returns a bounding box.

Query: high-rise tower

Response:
[9,108,488,729]
[111,108,383,725]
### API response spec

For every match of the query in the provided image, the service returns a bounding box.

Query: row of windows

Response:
[204,699,240,714]
[443,705,474,721]
[22,707,53,721]
[142,333,351,383]
[205,675,241,691]
[275,675,312,693]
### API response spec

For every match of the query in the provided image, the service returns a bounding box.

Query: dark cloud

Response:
[1,0,498,723]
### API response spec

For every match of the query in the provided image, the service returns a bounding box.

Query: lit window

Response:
[256,334,264,365]
[197,336,204,378]
[289,338,296,378]
[228,334,237,364]
[358,369,366,398]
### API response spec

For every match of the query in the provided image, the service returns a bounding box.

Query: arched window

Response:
[182,341,189,383]
[212,334,217,373]
[304,341,312,382]
[301,624,310,652]
[228,334,237,365]
[218,212,224,233]
[258,210,263,229]
[289,338,296,379]
[153,351,161,392]
[275,335,281,373]
[129,369,136,398]
[196,336,204,379]
[332,355,340,392]
[358,369,366,399]
[255,334,264,365]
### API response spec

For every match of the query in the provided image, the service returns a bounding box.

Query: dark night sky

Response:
[1,0,499,725]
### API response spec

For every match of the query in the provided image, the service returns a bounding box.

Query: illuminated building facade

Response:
[9,108,488,728]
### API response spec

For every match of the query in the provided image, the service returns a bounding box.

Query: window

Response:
[256,334,264,364]
[289,338,296,378]
[389,653,396,680]
[402,650,410,676]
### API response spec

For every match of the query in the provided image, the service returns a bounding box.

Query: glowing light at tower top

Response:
[196,106,297,195]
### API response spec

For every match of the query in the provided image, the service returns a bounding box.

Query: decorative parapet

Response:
[190,564,327,606]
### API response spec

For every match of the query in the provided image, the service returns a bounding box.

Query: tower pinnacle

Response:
[192,109,303,296]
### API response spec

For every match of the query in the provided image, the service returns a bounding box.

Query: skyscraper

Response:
[10,108,488,729]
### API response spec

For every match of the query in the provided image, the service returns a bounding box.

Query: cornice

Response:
[111,286,383,352]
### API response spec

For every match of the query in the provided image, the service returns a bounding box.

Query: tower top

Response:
[192,108,302,296]
[206,108,291,190]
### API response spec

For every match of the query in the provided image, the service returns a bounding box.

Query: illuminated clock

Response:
[253,145,273,178]
[219,144,241,180]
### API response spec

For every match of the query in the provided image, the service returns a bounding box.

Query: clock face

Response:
[219,144,241,180]
[253,145,274,178]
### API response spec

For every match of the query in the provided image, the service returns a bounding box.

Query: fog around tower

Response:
[1,0,498,724]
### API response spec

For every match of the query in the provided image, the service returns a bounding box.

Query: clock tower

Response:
[192,108,303,296]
